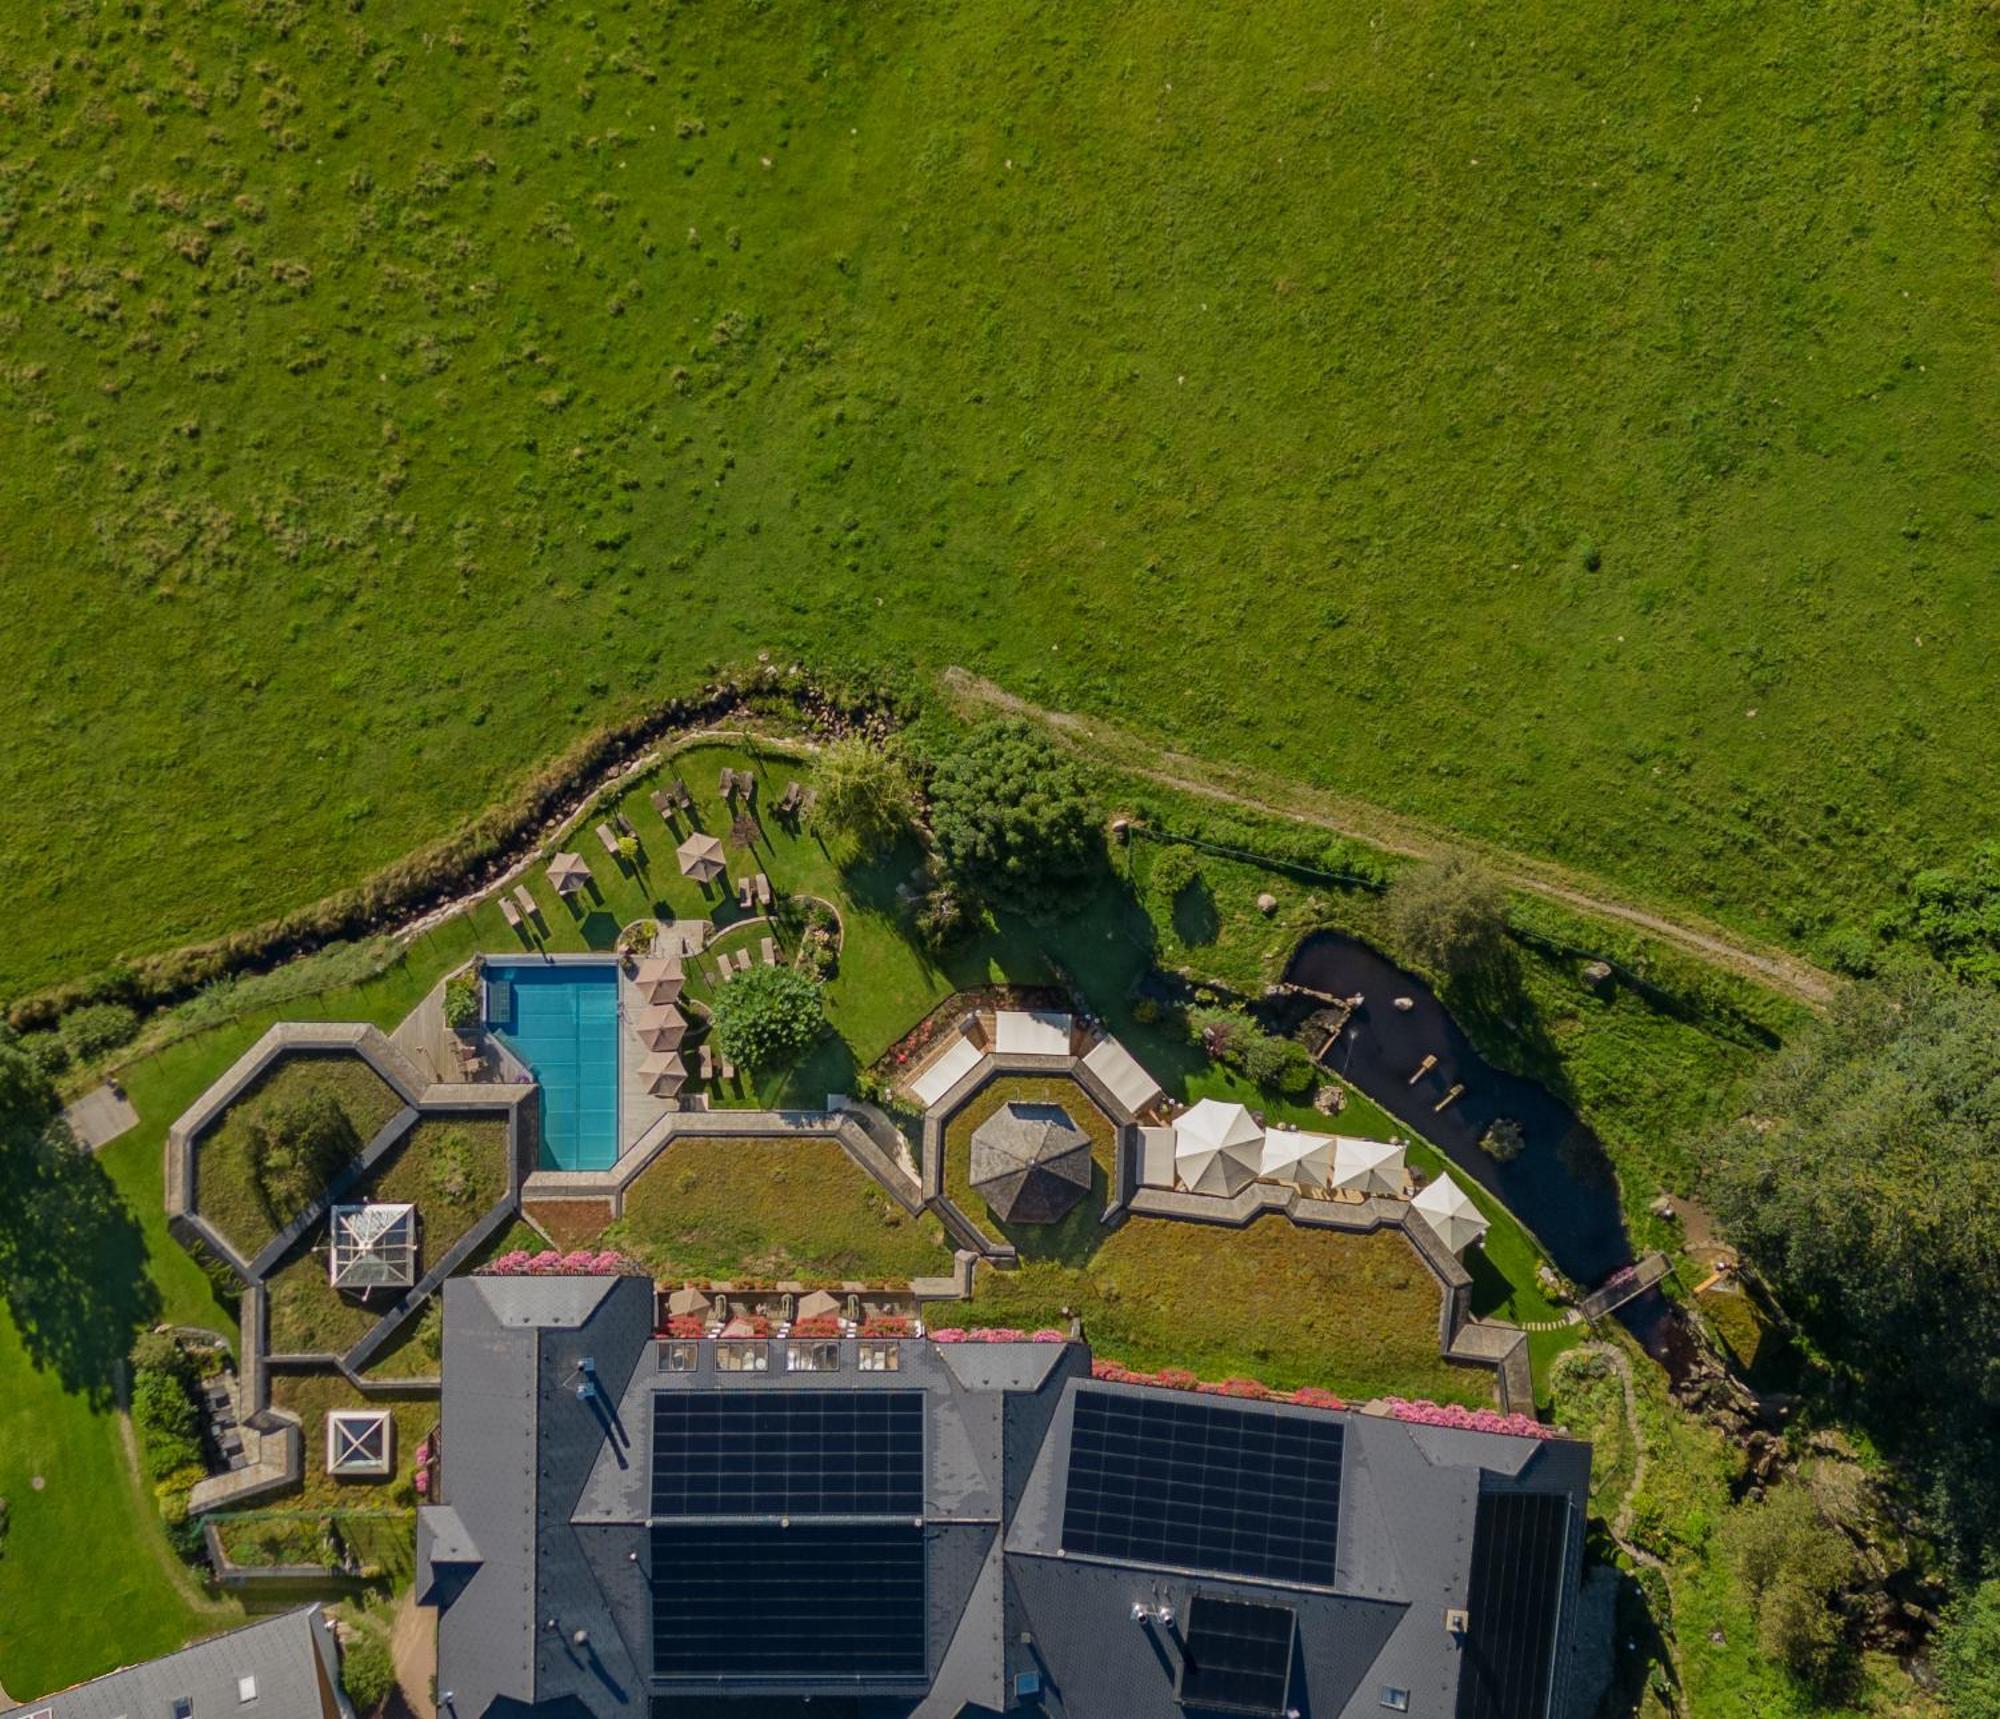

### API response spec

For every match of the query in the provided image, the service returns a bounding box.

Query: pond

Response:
[1283,932,1635,1291]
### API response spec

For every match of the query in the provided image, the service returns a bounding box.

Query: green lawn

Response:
[967,1215,1487,1408]
[4,1,1998,1008]
[605,1136,950,1284]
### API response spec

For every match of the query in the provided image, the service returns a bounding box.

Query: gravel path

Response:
[944,668,1837,1007]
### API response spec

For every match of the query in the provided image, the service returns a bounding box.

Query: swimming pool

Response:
[486,960,620,1171]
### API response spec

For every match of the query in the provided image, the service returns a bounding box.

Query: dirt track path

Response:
[942,668,1837,1008]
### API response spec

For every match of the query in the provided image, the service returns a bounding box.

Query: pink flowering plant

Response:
[481,1248,637,1277]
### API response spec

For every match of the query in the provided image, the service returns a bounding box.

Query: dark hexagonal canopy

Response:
[969,1100,1093,1224]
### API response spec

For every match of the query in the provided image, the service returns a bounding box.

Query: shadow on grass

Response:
[0,1125,160,1407]
[578,910,621,950]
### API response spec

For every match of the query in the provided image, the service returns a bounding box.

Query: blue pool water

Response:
[486,961,620,1170]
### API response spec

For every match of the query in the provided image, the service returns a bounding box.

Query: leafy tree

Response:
[1148,843,1201,906]
[928,722,1102,916]
[131,1364,203,1483]
[1731,1484,1854,1687]
[340,1627,396,1716]
[1936,1578,2000,1718]
[1382,857,1508,977]
[247,1089,361,1220]
[709,963,825,1070]
[1900,841,2000,983]
[1699,960,2000,1568]
[1192,1010,1318,1097]
[812,737,916,857]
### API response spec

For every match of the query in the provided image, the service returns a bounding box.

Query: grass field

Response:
[4,2,1999,1004]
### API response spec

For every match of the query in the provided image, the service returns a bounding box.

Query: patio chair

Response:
[761,936,777,966]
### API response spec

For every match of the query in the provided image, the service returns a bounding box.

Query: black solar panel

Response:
[650,1390,924,1517]
[1061,1388,1343,1586]
[649,1522,927,1681]
[1176,1594,1297,1716]
[1456,1490,1572,1719]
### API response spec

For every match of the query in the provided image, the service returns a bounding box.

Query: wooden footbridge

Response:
[1577,1252,1673,1321]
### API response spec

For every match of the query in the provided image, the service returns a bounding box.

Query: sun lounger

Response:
[719,766,737,800]
[721,1056,736,1081]
[672,777,692,808]
[616,812,636,836]
[778,781,803,815]
[500,896,521,927]
[736,949,754,974]
[698,1045,714,1080]
[755,873,773,908]
[737,877,755,910]
[512,884,537,918]
[738,773,755,806]
[650,787,674,819]
[761,936,778,966]
[597,822,620,855]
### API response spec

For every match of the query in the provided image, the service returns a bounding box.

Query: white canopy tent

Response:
[1081,1034,1165,1117]
[1332,1135,1407,1197]
[1411,1173,1489,1255]
[1173,1098,1264,1197]
[993,1010,1072,1057]
[910,1036,984,1109]
[1259,1126,1336,1187]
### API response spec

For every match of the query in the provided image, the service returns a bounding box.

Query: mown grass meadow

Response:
[2,1,1998,1003]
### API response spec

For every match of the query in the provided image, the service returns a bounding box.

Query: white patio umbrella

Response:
[1332,1135,1407,1197]
[1173,1098,1264,1197]
[1411,1172,1489,1255]
[796,1289,841,1322]
[1259,1126,1335,1187]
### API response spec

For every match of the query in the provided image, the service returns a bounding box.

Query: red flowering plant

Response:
[791,1316,842,1338]
[862,1315,914,1338]
[663,1315,707,1339]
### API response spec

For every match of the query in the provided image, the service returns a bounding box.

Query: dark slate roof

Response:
[968,1101,1093,1224]
[426,1278,1594,1719]
[0,1605,351,1719]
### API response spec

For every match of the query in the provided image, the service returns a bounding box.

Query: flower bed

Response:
[791,1315,841,1338]
[480,1248,637,1276]
[861,1315,914,1338]
[1084,1358,1555,1438]
[930,1327,1067,1344]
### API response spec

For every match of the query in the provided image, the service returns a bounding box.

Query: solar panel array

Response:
[1175,1594,1298,1717]
[650,1389,924,1517]
[648,1390,929,1684]
[650,1521,927,1681]
[1060,1388,1343,1586]
[1455,1489,1571,1719]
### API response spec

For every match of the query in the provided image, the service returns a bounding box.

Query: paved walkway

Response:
[65,1082,139,1151]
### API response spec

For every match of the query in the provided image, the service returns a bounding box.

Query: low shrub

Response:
[19,1031,69,1077]
[441,974,479,1028]
[61,1000,140,1060]
[247,1089,361,1219]
[1193,1009,1316,1096]
[340,1627,396,1716]
[1148,843,1200,905]
[131,1360,204,1483]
